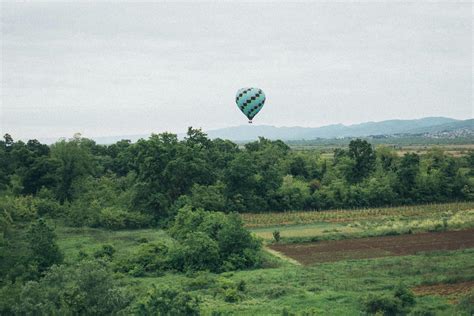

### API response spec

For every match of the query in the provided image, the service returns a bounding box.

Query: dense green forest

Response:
[1,129,473,314]
[1,129,472,226]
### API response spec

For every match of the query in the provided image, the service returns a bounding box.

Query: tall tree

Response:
[347,139,376,183]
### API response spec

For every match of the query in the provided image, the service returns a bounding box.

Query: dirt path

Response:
[268,229,474,265]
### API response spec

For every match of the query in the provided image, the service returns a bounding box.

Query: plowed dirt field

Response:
[269,229,474,265]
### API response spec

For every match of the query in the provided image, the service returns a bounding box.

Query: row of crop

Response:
[242,201,474,228]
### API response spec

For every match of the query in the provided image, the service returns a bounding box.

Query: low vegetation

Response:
[247,202,474,243]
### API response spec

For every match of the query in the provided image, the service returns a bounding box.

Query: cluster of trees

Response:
[1,130,472,228]
[119,207,261,275]
[1,209,259,314]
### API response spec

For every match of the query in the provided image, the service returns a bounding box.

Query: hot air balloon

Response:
[235,87,265,123]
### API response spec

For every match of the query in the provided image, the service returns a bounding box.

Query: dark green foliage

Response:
[134,286,200,316]
[12,260,132,315]
[0,132,471,223]
[363,294,404,315]
[50,136,96,202]
[120,242,172,276]
[348,139,376,183]
[273,230,281,242]
[362,285,416,315]
[26,219,63,273]
[186,182,227,212]
[169,207,262,272]
[182,232,220,271]
[93,244,116,260]
[396,153,420,202]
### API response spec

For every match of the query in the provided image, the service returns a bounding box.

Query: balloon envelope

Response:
[235,87,265,122]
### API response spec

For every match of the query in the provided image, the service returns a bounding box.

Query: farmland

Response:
[50,223,474,315]
[245,202,474,243]
[45,201,474,315]
[242,202,474,228]
[268,229,474,265]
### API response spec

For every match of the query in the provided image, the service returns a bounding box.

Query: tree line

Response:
[0,129,472,229]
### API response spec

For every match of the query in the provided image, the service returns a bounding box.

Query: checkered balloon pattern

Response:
[235,87,265,121]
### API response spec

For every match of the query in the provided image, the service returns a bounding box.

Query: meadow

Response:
[54,229,474,315]
[52,229,474,315]
[49,201,474,315]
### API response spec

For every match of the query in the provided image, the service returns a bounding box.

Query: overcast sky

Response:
[1,1,472,140]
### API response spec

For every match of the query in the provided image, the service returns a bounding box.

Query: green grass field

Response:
[54,202,474,315]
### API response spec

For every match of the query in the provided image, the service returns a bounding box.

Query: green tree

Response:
[396,153,420,202]
[348,139,376,183]
[50,136,95,202]
[187,182,226,211]
[277,175,311,210]
[26,219,63,272]
[16,260,131,315]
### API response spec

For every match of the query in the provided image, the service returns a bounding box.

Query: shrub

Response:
[0,196,37,222]
[182,232,220,272]
[26,219,63,273]
[134,286,200,316]
[99,207,151,230]
[273,230,281,242]
[169,207,261,272]
[223,288,240,303]
[35,198,62,217]
[394,284,415,308]
[363,294,402,315]
[362,285,416,315]
[185,272,216,291]
[119,242,171,276]
[14,260,131,315]
[93,244,115,260]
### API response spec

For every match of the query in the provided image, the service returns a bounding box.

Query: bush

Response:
[99,207,152,230]
[26,219,63,273]
[13,260,131,315]
[363,294,403,315]
[273,230,281,242]
[0,195,37,222]
[362,285,416,315]
[169,207,261,272]
[133,286,200,316]
[223,288,240,303]
[93,244,115,260]
[182,232,220,272]
[185,272,216,291]
[394,284,415,308]
[35,198,62,217]
[119,242,172,276]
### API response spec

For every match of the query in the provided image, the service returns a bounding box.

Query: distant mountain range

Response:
[205,117,473,141]
[36,117,473,144]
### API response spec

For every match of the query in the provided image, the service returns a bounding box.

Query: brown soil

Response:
[412,281,474,298]
[268,229,474,265]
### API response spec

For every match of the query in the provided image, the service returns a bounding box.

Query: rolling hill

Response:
[205,117,471,141]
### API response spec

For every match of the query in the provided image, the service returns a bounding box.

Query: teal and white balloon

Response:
[235,87,265,123]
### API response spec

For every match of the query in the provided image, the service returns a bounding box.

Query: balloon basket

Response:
[248,120,253,124]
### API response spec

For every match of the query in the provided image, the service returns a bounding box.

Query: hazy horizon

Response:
[2,2,473,140]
